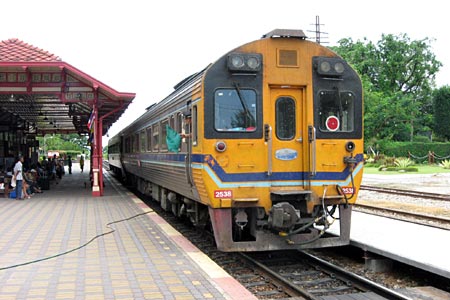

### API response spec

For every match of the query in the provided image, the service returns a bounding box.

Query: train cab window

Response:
[161,120,168,151]
[275,97,296,140]
[318,90,355,133]
[152,124,159,151]
[214,89,257,132]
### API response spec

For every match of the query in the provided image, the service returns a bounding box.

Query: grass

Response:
[363,164,450,175]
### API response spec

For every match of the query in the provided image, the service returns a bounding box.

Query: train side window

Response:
[318,90,355,132]
[275,97,296,140]
[134,133,139,152]
[176,112,182,134]
[140,130,146,152]
[170,115,175,129]
[152,124,159,152]
[161,120,168,151]
[125,137,131,153]
[146,127,152,151]
[214,89,257,132]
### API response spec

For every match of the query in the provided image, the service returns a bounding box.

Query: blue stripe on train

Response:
[132,153,364,183]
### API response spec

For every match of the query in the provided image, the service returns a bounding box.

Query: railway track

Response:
[360,185,450,201]
[358,185,450,229]
[354,203,450,230]
[140,192,414,299]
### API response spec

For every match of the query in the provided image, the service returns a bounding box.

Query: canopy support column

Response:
[91,93,101,197]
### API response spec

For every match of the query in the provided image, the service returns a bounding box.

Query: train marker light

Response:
[215,141,227,152]
[325,116,340,131]
[345,141,356,153]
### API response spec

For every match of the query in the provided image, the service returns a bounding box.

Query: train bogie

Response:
[108,29,363,252]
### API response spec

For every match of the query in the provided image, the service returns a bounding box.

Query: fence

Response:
[408,151,450,164]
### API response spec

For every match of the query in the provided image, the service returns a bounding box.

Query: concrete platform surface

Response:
[0,164,256,300]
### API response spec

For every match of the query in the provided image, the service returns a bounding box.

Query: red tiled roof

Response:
[0,38,61,62]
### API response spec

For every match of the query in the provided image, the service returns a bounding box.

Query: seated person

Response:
[24,169,42,194]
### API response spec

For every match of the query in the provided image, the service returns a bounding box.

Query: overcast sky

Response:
[2,0,448,142]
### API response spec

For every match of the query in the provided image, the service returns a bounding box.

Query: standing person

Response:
[13,155,24,200]
[180,110,192,139]
[67,155,72,174]
[79,155,84,173]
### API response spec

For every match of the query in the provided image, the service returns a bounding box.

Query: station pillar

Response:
[91,104,101,197]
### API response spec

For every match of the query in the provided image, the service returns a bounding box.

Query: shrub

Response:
[440,159,450,169]
[394,157,414,168]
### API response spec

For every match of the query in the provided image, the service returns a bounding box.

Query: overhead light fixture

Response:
[9,94,14,102]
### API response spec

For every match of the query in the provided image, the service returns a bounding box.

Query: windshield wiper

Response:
[233,82,255,127]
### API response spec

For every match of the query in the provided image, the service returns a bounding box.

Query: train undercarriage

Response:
[112,167,352,252]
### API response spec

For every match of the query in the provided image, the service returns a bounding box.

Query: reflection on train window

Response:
[276,97,295,140]
[318,90,355,132]
[214,89,256,132]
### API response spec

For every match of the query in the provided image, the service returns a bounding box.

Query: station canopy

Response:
[0,38,135,136]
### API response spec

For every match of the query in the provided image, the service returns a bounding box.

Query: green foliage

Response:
[440,159,450,169]
[433,86,450,140]
[37,134,90,157]
[394,157,414,168]
[332,33,442,142]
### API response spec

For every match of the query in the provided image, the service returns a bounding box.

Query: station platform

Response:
[0,164,256,300]
[329,210,450,280]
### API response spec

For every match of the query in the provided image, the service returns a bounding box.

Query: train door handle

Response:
[264,124,273,176]
[308,125,316,177]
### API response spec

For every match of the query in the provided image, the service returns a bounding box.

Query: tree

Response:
[331,34,442,142]
[433,86,450,140]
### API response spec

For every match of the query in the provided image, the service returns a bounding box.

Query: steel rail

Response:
[300,251,414,300]
[360,185,450,201]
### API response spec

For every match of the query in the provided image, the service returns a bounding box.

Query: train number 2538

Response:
[214,190,233,198]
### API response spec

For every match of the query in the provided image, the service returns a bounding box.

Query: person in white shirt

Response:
[13,155,25,199]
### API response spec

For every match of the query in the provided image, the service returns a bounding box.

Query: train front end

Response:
[199,30,363,251]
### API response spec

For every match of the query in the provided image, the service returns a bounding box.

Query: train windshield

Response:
[318,90,355,132]
[214,89,257,132]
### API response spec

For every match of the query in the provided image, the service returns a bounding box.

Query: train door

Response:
[268,87,307,188]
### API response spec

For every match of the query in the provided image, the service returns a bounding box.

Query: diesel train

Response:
[108,29,364,251]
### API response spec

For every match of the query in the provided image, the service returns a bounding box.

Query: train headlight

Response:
[230,55,245,68]
[334,62,345,74]
[228,53,262,72]
[315,57,346,77]
[320,61,331,73]
[247,56,260,70]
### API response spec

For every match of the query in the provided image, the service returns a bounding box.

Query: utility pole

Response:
[308,15,328,44]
